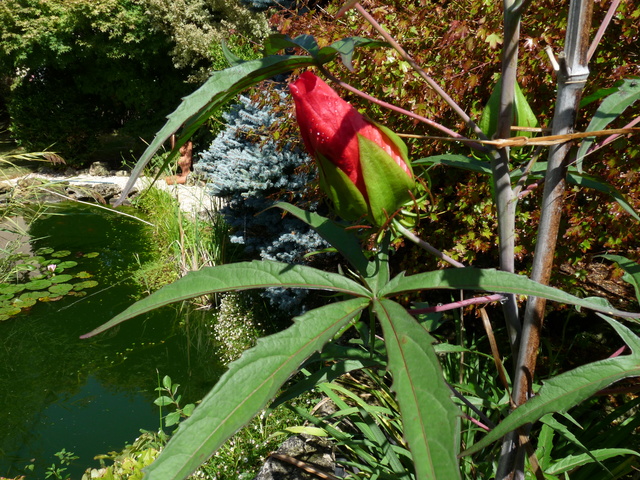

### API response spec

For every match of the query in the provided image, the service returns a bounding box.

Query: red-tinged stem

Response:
[410,294,505,314]
[352,3,488,142]
[317,65,487,151]
[448,382,496,429]
[587,0,622,62]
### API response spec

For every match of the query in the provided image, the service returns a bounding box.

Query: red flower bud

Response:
[289,71,415,225]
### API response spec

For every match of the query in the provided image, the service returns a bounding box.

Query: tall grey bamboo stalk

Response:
[496,1,594,478]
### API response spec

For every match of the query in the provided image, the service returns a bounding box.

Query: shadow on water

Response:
[0,202,223,479]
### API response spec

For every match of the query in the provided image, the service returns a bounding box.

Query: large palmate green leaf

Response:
[462,315,640,456]
[374,299,461,480]
[144,298,370,480]
[81,261,370,338]
[576,78,640,172]
[379,267,640,319]
[113,54,317,204]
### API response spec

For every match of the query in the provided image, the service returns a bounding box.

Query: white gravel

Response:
[3,173,218,215]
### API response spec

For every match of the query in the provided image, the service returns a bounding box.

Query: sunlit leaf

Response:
[576,78,640,172]
[374,299,460,480]
[113,55,319,204]
[49,284,74,295]
[380,267,640,319]
[276,202,369,275]
[546,449,640,475]
[81,261,370,338]
[56,261,78,269]
[50,274,73,284]
[0,284,25,295]
[73,280,98,291]
[24,279,52,291]
[462,315,640,455]
[144,298,369,480]
[599,254,640,301]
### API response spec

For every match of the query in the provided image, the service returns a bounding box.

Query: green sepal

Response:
[358,134,416,226]
[315,152,369,222]
[376,123,412,171]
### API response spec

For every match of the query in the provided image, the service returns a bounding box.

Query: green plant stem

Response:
[394,222,465,268]
[490,0,530,370]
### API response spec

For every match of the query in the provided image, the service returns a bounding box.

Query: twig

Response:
[393,221,465,268]
[318,66,486,150]
[352,3,488,141]
[410,294,504,314]
[269,453,342,480]
[587,0,623,62]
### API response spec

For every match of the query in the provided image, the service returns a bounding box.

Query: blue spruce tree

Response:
[196,94,328,312]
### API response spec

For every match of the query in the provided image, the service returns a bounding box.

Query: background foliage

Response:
[263,0,640,280]
[0,0,269,165]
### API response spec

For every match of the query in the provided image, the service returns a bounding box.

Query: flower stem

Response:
[393,221,465,268]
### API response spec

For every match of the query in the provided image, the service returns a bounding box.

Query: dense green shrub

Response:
[144,0,269,82]
[0,0,193,165]
[266,0,640,271]
[0,0,269,166]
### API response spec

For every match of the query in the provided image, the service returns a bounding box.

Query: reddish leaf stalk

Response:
[410,294,504,314]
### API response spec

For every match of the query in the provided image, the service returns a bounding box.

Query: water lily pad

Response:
[49,284,74,295]
[20,291,48,301]
[25,279,52,291]
[0,284,25,295]
[0,293,14,302]
[32,255,46,265]
[0,305,22,316]
[73,280,99,291]
[76,271,93,278]
[56,261,78,269]
[35,247,54,255]
[13,297,37,308]
[84,252,100,258]
[51,250,71,258]
[50,274,73,284]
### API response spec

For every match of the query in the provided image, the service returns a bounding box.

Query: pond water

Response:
[0,203,223,479]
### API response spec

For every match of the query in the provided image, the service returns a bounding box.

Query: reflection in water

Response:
[0,203,223,479]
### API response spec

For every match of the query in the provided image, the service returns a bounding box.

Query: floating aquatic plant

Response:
[0,246,100,321]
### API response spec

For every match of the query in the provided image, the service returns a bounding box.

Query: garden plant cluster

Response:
[1,0,640,479]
